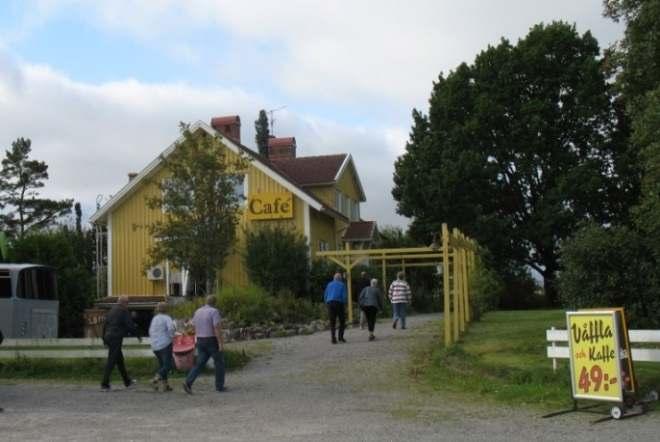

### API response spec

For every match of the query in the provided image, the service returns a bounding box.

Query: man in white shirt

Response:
[148,302,176,391]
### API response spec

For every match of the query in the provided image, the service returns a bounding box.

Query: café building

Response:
[90,115,377,301]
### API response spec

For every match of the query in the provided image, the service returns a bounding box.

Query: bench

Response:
[546,327,660,372]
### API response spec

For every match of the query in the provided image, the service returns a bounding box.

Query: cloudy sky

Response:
[0,0,623,228]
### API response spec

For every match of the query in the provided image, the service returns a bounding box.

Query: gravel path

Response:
[1,313,659,441]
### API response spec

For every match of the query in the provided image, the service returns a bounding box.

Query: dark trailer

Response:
[0,264,59,338]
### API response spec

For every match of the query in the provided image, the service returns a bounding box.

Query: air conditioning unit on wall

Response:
[146,265,164,280]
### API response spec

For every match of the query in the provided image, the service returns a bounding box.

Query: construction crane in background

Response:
[268,105,287,136]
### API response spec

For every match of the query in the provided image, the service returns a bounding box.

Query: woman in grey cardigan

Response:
[358,279,384,341]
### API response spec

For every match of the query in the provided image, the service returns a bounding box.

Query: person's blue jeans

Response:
[153,343,173,380]
[392,303,407,329]
[185,337,225,391]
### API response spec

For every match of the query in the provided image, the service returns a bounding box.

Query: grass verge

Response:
[0,349,250,383]
[412,310,660,410]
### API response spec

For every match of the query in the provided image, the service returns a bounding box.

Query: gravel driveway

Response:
[1,314,658,441]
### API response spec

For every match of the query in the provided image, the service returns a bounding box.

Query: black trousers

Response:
[361,306,378,332]
[326,301,346,339]
[101,337,131,387]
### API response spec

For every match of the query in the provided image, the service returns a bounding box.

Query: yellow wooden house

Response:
[90,115,376,300]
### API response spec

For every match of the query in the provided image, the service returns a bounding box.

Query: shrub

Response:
[216,285,273,326]
[469,258,503,320]
[271,290,321,324]
[169,285,323,326]
[9,228,96,337]
[558,223,660,328]
[309,259,336,301]
[244,226,310,296]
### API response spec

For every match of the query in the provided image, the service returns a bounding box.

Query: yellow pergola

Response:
[316,223,477,346]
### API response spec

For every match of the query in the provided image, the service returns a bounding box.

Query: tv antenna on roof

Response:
[268,105,287,136]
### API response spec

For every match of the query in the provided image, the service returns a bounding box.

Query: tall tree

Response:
[393,22,629,305]
[144,123,249,295]
[255,109,270,157]
[0,138,73,238]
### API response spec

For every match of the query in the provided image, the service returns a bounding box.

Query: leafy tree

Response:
[604,0,660,108]
[10,228,96,337]
[144,124,249,295]
[0,138,73,238]
[559,223,659,328]
[254,109,270,157]
[244,225,309,296]
[392,22,629,305]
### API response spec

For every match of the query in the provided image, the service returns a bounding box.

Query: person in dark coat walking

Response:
[100,296,141,391]
[355,272,370,329]
[0,329,3,412]
[359,279,384,341]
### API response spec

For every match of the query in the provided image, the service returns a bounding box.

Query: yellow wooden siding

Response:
[111,168,167,296]
[336,162,361,201]
[309,209,337,258]
[219,164,306,287]
[309,186,336,208]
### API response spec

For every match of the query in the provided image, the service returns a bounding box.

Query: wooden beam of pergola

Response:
[316,223,477,347]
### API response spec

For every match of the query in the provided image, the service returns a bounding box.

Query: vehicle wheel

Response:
[610,406,623,420]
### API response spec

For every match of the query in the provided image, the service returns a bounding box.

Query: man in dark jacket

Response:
[0,329,3,412]
[101,296,140,391]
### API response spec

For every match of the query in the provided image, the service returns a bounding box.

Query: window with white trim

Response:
[318,240,329,251]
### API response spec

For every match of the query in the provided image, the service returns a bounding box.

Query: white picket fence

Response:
[546,327,660,372]
[0,337,153,359]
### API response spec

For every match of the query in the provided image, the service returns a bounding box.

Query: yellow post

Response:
[381,253,387,297]
[345,242,353,324]
[454,229,466,334]
[442,224,451,347]
[452,229,460,342]
[461,236,470,324]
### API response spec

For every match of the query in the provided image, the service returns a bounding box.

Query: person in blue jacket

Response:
[324,272,348,344]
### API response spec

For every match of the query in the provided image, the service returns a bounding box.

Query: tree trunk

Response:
[542,266,561,307]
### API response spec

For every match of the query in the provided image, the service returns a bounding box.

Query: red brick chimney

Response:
[268,137,297,160]
[210,115,241,143]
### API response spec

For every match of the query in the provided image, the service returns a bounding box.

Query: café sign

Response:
[247,192,294,220]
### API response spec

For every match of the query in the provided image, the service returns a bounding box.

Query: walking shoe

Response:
[369,335,375,341]
[151,375,160,391]
[161,380,172,392]
[339,337,346,343]
[124,379,137,389]
[401,326,406,330]
[100,385,111,392]
[392,321,397,329]
[182,382,192,395]
[331,336,337,344]
[216,386,228,392]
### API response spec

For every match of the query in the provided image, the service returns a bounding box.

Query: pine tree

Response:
[0,138,73,238]
[255,109,270,157]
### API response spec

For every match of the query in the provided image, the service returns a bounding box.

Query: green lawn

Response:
[0,349,250,383]
[414,310,660,409]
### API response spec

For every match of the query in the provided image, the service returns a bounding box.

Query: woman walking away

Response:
[359,278,383,341]
[149,302,176,392]
[388,272,412,330]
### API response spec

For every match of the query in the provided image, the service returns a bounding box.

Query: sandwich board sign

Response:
[566,309,635,402]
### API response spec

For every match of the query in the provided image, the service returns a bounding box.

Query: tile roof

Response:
[343,221,377,241]
[271,154,347,186]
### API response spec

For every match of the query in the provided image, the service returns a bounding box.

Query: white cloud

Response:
[0,54,410,227]
[7,0,623,110]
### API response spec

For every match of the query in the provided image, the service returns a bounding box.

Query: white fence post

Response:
[551,326,557,373]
